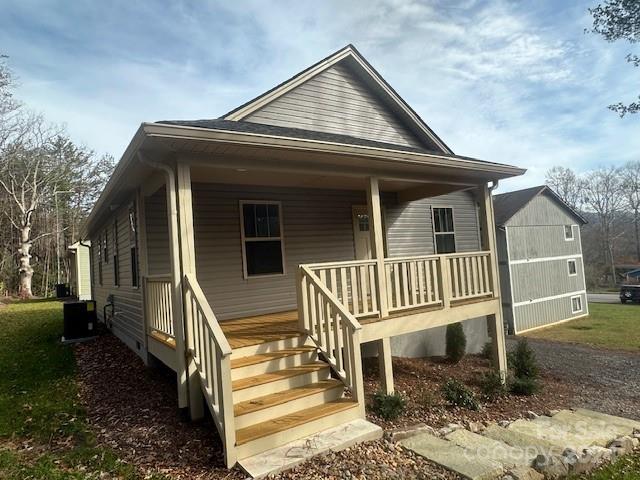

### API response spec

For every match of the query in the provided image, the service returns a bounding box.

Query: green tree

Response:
[589,0,640,116]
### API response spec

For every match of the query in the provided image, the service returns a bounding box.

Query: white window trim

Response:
[570,294,583,314]
[431,206,457,254]
[564,224,575,241]
[239,200,286,279]
[567,259,577,277]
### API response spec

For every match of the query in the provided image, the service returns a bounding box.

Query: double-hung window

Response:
[571,295,582,314]
[129,202,140,288]
[567,259,577,276]
[564,225,574,241]
[240,201,285,278]
[113,220,120,286]
[433,207,456,254]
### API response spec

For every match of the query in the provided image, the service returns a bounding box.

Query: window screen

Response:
[241,202,284,277]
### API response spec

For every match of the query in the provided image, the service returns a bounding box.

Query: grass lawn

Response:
[525,303,640,353]
[0,298,163,480]
[574,452,640,480]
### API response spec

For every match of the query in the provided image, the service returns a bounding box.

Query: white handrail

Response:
[298,266,365,410]
[144,275,175,337]
[384,256,442,312]
[183,273,235,467]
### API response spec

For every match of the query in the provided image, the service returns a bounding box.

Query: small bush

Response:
[510,338,539,380]
[445,322,467,363]
[481,341,493,361]
[441,378,479,410]
[372,391,406,420]
[510,376,539,396]
[479,371,506,401]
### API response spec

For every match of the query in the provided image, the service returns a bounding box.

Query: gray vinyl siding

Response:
[191,184,365,320]
[384,190,481,256]
[514,292,587,333]
[90,201,145,355]
[510,259,585,304]
[145,187,171,276]
[507,225,582,261]
[508,194,580,227]
[244,62,423,148]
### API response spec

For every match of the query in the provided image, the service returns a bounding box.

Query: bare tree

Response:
[545,166,584,210]
[621,160,640,261]
[583,166,625,285]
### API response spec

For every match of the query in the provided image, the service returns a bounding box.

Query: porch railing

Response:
[384,255,442,312]
[445,251,493,302]
[143,274,174,337]
[297,266,365,410]
[184,273,236,467]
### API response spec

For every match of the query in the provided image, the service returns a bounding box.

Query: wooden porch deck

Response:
[220,311,300,349]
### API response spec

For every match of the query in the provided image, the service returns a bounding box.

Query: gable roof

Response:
[493,185,587,226]
[220,44,452,154]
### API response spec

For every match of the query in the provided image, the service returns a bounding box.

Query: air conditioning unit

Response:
[62,300,97,343]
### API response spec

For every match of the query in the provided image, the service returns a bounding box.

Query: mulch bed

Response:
[74,332,575,479]
[363,355,575,430]
[74,333,245,479]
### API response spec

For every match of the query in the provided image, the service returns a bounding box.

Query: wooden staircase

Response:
[229,332,361,461]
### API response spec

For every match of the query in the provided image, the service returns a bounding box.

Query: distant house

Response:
[494,186,588,334]
[68,241,92,301]
[623,267,640,284]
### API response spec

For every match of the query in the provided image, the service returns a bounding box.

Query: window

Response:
[357,213,369,232]
[97,235,103,285]
[567,259,577,276]
[113,220,120,286]
[240,201,285,277]
[129,202,139,288]
[433,207,456,254]
[564,225,574,241]
[103,230,109,263]
[571,295,583,314]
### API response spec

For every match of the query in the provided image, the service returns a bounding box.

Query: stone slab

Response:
[573,409,640,434]
[445,429,536,468]
[483,424,564,456]
[239,418,382,479]
[507,418,595,451]
[400,433,503,480]
[546,410,630,445]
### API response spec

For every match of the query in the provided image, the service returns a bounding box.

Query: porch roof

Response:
[83,120,525,236]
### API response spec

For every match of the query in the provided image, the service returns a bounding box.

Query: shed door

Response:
[352,206,372,260]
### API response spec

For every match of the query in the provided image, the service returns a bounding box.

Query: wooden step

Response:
[234,380,344,428]
[235,398,359,446]
[231,335,308,359]
[232,362,329,391]
[231,346,317,369]
[232,362,331,403]
[231,346,317,380]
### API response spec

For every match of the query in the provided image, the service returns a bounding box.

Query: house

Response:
[68,241,92,301]
[623,267,640,284]
[493,185,588,335]
[82,45,525,470]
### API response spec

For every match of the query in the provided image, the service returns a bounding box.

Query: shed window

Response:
[129,202,139,288]
[564,225,574,241]
[433,207,456,254]
[571,295,582,314]
[567,259,577,276]
[113,220,120,286]
[240,201,285,277]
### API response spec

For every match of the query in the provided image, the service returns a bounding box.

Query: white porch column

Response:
[367,177,393,393]
[162,163,189,409]
[366,177,389,318]
[377,337,394,394]
[176,163,205,421]
[478,183,508,380]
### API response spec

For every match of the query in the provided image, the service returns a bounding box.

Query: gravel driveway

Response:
[508,337,640,421]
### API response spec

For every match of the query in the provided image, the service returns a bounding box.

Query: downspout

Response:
[137,152,190,410]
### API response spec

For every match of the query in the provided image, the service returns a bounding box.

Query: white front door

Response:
[352,206,372,260]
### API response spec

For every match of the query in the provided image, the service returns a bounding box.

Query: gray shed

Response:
[494,185,588,334]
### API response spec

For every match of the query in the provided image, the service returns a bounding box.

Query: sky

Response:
[1,0,638,192]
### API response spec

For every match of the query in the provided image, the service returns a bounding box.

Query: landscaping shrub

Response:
[441,378,479,410]
[445,322,466,363]
[481,341,493,361]
[417,388,437,408]
[479,371,506,401]
[372,391,406,420]
[510,338,539,379]
[510,376,539,396]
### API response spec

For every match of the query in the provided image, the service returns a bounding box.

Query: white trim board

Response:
[513,289,586,308]
[510,253,582,265]
[516,313,589,335]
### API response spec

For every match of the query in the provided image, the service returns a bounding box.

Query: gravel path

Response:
[508,337,640,421]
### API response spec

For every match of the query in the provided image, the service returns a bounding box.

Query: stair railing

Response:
[297,265,365,414]
[183,272,236,467]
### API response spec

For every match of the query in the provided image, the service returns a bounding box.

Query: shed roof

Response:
[493,185,587,226]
